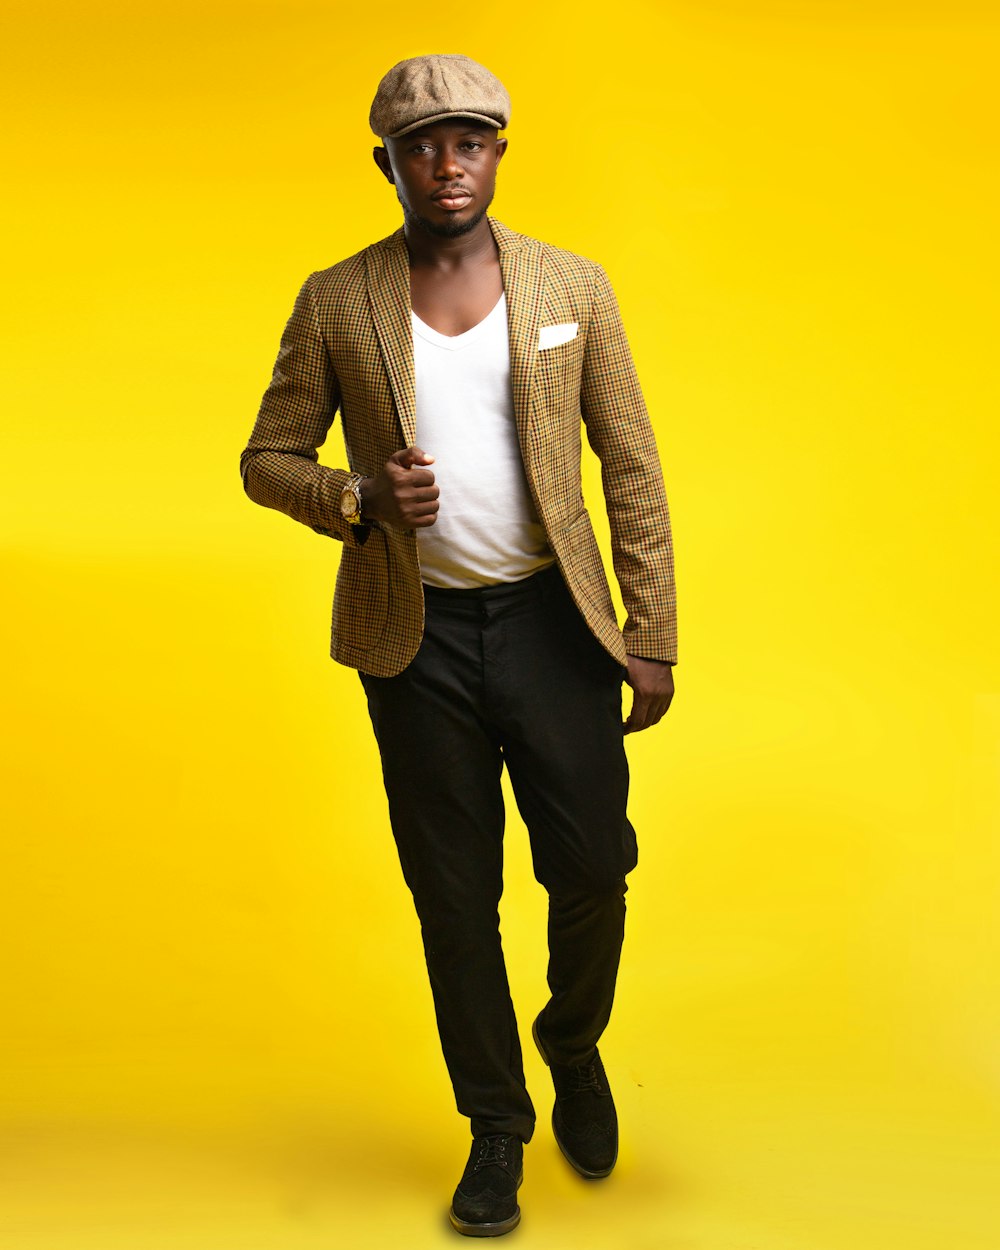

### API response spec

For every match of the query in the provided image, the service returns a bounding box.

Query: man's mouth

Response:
[432,188,474,210]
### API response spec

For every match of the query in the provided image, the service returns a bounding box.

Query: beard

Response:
[398,190,494,239]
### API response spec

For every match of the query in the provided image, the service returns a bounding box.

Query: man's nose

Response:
[435,149,465,179]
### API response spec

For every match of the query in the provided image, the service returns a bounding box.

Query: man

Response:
[241,54,677,1238]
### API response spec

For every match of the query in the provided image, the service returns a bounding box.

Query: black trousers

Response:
[359,564,638,1143]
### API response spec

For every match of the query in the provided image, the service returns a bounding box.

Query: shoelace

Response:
[474,1135,511,1171]
[567,1063,604,1096]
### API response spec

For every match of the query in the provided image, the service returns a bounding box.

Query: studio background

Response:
[2,3,997,1247]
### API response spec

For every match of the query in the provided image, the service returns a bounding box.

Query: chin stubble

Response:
[405,205,488,238]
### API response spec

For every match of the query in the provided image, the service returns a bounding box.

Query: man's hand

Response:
[361,446,439,529]
[623,655,675,734]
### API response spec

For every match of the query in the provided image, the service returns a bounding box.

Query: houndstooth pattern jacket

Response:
[240,217,676,678]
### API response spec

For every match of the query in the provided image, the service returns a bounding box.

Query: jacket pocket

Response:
[332,533,390,652]
[556,511,627,664]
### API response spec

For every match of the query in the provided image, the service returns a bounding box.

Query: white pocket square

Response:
[538,322,579,350]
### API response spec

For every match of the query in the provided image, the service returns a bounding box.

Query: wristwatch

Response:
[340,473,367,525]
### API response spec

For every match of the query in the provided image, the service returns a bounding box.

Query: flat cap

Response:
[370,54,510,139]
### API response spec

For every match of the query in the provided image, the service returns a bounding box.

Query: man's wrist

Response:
[358,476,379,525]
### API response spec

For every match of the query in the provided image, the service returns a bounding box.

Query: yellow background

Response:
[2,2,998,1247]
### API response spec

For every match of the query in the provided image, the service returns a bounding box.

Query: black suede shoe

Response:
[532,1013,618,1179]
[449,1133,523,1237]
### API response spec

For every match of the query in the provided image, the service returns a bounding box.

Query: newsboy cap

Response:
[369,54,510,139]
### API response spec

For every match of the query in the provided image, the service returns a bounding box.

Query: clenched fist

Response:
[360,446,440,530]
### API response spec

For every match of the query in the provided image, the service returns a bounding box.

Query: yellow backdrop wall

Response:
[2,3,998,1247]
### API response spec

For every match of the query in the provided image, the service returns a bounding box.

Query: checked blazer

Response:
[240,217,676,678]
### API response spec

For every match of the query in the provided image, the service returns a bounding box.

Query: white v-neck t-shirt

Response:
[411,293,555,589]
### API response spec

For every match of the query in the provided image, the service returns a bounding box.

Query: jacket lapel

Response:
[491,218,543,453]
[366,227,416,447]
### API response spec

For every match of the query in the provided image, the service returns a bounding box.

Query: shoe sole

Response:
[448,1207,521,1238]
[532,1015,618,1180]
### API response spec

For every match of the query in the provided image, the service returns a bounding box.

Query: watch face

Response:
[340,489,359,519]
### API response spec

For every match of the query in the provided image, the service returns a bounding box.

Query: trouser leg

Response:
[486,567,638,1067]
[359,596,535,1143]
[540,884,628,1065]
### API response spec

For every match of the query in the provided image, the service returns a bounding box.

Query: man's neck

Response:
[405,213,504,335]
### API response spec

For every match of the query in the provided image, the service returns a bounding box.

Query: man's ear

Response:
[373,146,394,184]
[495,136,508,167]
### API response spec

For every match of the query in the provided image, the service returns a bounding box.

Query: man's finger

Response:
[395,445,435,469]
[624,695,670,734]
[409,498,440,515]
[623,693,648,734]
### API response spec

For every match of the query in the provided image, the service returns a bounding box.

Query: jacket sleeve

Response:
[240,273,371,545]
[580,264,677,663]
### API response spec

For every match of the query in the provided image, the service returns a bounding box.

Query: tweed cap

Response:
[370,54,510,139]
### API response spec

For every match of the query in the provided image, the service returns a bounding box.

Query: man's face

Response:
[373,119,508,238]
